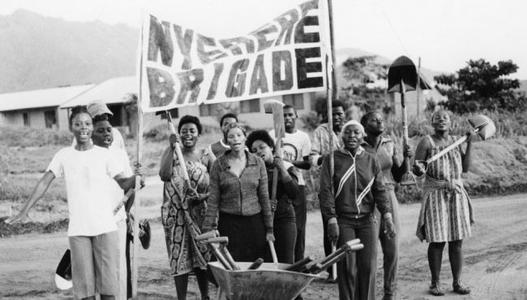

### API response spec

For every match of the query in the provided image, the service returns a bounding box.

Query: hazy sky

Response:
[3,0,527,79]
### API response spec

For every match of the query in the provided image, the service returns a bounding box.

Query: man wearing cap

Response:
[72,101,126,151]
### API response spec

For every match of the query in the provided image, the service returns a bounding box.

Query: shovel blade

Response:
[468,115,496,140]
[388,56,417,92]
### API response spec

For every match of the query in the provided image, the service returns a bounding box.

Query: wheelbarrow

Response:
[197,232,363,300]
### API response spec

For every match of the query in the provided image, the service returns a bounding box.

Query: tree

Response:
[340,56,390,112]
[435,59,527,113]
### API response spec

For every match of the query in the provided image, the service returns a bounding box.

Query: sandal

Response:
[429,282,445,296]
[453,282,471,295]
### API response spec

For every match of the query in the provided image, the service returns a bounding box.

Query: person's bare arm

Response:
[413,137,431,176]
[461,132,474,172]
[5,171,55,224]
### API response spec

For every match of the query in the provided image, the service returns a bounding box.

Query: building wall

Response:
[177,92,314,129]
[57,108,69,130]
[0,107,68,130]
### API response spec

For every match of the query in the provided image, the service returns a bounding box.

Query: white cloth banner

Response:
[139,0,332,113]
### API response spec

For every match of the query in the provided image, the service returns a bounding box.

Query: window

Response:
[23,112,30,127]
[239,99,260,113]
[199,103,223,117]
[44,110,57,129]
[282,94,305,110]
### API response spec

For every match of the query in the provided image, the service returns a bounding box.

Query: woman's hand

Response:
[327,218,339,243]
[383,213,396,239]
[465,130,475,143]
[403,144,414,159]
[266,232,275,242]
[413,160,426,176]
[169,133,180,146]
[134,162,146,188]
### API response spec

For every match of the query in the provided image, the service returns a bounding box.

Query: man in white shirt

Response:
[270,105,311,262]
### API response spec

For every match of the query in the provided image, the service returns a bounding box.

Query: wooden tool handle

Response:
[210,244,232,271]
[426,135,467,164]
[331,242,337,280]
[205,237,229,244]
[284,256,312,272]
[247,258,264,270]
[220,246,240,271]
[268,241,278,264]
[113,189,134,215]
[195,230,218,241]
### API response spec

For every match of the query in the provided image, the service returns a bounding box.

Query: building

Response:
[0,85,94,130]
[61,76,315,133]
[60,76,138,133]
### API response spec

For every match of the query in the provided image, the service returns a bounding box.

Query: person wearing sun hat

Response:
[319,119,396,300]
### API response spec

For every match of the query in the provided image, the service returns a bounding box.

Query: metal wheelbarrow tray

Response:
[209,261,320,300]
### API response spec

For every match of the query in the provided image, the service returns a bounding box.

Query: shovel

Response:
[421,114,496,167]
[388,56,429,186]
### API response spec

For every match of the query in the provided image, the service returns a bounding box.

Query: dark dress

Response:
[266,160,299,264]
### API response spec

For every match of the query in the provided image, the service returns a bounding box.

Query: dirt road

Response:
[1,193,527,300]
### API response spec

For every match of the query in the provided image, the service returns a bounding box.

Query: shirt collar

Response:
[338,146,365,158]
[218,149,258,169]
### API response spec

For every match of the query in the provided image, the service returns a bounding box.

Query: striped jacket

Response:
[320,147,391,222]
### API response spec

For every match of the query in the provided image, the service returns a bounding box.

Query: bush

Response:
[0,126,72,147]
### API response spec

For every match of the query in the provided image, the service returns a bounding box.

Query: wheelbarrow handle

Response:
[331,242,337,280]
[316,244,364,273]
[268,240,278,264]
[284,256,312,272]
[195,230,218,241]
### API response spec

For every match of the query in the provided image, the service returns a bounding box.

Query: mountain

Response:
[0,10,445,94]
[0,10,139,93]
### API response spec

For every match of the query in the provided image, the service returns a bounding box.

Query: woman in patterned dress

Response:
[159,115,214,300]
[413,110,474,296]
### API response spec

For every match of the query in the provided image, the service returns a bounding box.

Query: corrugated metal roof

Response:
[61,76,137,108]
[0,84,94,112]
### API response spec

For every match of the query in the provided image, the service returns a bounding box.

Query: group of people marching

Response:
[7,99,475,300]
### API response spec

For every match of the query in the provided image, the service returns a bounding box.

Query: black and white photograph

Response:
[1,0,527,299]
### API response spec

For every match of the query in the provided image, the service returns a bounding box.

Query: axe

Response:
[423,114,495,166]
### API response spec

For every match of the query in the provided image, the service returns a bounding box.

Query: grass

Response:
[2,110,527,207]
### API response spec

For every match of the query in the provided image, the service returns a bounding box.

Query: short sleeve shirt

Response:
[47,146,124,236]
[269,129,311,185]
[109,148,133,222]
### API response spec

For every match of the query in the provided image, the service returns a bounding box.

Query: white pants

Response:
[117,219,128,300]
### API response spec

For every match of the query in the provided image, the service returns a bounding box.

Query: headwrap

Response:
[341,120,365,135]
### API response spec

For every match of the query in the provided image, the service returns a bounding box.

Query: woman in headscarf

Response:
[202,123,274,262]
[246,130,299,264]
[361,111,413,300]
[320,120,395,300]
[413,110,473,296]
[159,115,213,300]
